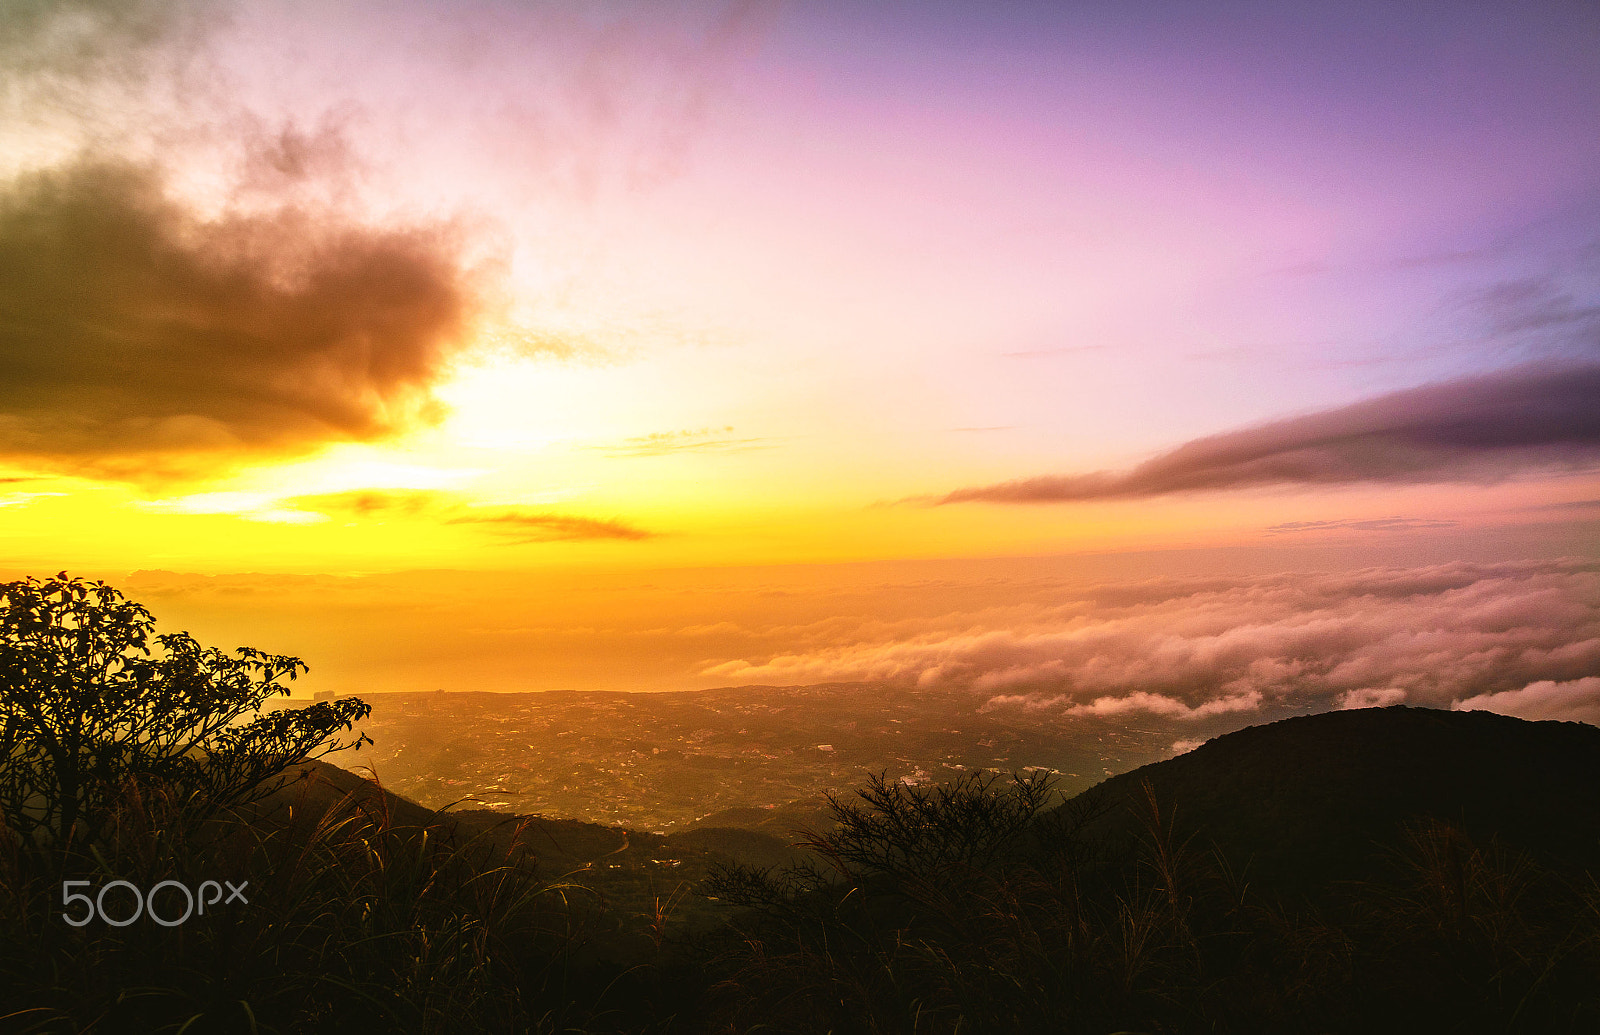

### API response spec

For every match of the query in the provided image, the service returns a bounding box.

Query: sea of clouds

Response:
[704,558,1600,724]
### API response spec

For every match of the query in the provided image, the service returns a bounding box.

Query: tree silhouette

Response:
[0,573,370,852]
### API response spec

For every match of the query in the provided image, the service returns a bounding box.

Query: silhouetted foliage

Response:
[703,715,1600,1034]
[0,573,370,854]
[0,766,600,1033]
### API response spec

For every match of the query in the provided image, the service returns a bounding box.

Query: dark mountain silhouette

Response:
[260,757,438,828]
[1065,705,1600,897]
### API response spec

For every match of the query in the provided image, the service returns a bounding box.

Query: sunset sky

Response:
[1,1,1597,722]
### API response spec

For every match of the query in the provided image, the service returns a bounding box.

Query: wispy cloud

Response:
[1274,245,1505,279]
[0,492,65,508]
[0,0,215,98]
[1265,517,1459,534]
[1468,276,1600,337]
[585,426,767,458]
[287,490,445,518]
[284,489,653,542]
[940,362,1600,504]
[1062,690,1263,720]
[448,510,653,542]
[1524,498,1600,512]
[133,491,330,525]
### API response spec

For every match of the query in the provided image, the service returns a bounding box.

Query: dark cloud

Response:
[0,2,778,488]
[0,160,476,482]
[704,559,1600,722]
[941,363,1600,504]
[448,510,654,543]
[285,490,653,543]
[1265,517,1459,534]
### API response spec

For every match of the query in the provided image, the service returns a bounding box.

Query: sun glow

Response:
[0,0,1593,670]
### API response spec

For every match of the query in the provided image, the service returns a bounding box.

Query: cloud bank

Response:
[941,363,1600,504]
[1454,677,1600,725]
[703,559,1600,722]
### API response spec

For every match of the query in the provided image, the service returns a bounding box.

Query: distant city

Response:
[296,684,1272,833]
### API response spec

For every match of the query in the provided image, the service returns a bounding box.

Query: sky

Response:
[1,0,1597,724]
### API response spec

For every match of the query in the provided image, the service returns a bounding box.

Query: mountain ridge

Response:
[1062,705,1600,896]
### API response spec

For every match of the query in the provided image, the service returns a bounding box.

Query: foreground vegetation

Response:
[4,757,1600,1033]
[709,772,1600,1034]
[4,576,1599,1032]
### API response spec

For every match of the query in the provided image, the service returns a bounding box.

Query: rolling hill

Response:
[1062,705,1600,898]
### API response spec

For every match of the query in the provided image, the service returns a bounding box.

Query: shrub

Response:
[0,573,369,853]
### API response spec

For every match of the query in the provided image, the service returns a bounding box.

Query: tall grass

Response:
[0,773,592,1034]
[704,773,1600,1034]
[6,767,1598,1032]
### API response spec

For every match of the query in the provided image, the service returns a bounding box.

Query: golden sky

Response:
[2,2,1598,722]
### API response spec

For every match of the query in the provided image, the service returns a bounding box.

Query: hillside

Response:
[269,706,1600,904]
[706,705,1600,1033]
[263,757,801,873]
[251,757,802,952]
[1064,705,1600,897]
